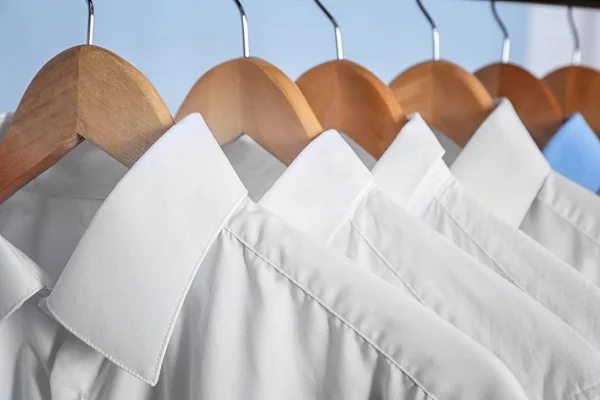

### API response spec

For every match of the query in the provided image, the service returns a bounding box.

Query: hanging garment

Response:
[0,234,64,400]
[450,99,600,288]
[0,112,128,283]
[251,131,600,400]
[0,112,113,400]
[543,113,600,194]
[365,114,600,353]
[0,114,529,400]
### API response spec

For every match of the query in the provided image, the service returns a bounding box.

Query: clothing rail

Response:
[472,0,600,8]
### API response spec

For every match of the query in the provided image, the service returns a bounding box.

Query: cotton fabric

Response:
[0,234,67,400]
[0,114,530,400]
[450,100,600,288]
[366,113,600,355]
[248,130,600,400]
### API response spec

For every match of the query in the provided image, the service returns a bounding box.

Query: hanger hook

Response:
[314,0,343,60]
[568,6,581,66]
[233,0,250,58]
[491,0,510,64]
[85,0,94,45]
[416,0,440,61]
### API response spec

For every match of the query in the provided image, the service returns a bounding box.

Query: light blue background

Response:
[0,0,528,113]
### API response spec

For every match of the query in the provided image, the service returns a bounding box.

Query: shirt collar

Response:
[0,234,49,323]
[450,99,551,226]
[543,113,600,193]
[260,130,373,243]
[0,114,52,320]
[44,114,248,386]
[371,114,446,208]
[0,112,127,200]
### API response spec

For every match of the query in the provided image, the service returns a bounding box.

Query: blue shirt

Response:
[543,114,600,194]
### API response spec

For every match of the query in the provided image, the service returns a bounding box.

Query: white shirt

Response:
[254,130,600,400]
[450,99,600,289]
[0,112,71,400]
[0,114,529,400]
[0,234,63,400]
[0,112,128,284]
[368,114,600,355]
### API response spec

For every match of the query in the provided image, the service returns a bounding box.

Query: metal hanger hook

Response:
[416,0,440,61]
[233,0,250,58]
[491,0,510,64]
[568,6,581,66]
[314,0,343,60]
[85,0,94,45]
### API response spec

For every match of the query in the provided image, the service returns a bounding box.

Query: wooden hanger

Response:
[545,66,600,135]
[295,0,408,160]
[543,6,600,137]
[474,0,564,149]
[176,0,322,165]
[0,1,173,204]
[389,0,494,147]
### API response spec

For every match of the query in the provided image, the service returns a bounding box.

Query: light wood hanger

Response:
[176,0,322,165]
[474,0,564,149]
[295,0,408,160]
[389,0,494,147]
[0,0,173,204]
[543,6,600,136]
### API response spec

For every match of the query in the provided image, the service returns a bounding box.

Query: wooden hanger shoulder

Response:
[389,59,493,146]
[0,45,173,203]
[475,63,564,148]
[176,56,322,165]
[543,65,600,136]
[296,59,407,159]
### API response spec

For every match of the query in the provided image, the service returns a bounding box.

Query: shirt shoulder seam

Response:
[347,219,430,308]
[433,197,597,340]
[223,226,438,400]
[432,198,522,287]
[325,181,375,244]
